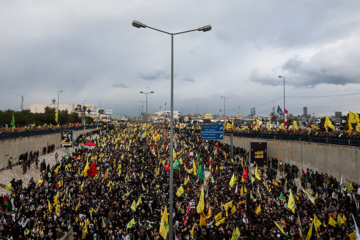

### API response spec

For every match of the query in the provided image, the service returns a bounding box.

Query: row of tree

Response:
[0,107,93,127]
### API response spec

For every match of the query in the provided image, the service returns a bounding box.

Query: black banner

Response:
[249,142,267,167]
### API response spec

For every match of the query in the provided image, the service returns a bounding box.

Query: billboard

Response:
[249,142,267,167]
[84,105,95,112]
[74,104,94,112]
[105,110,113,115]
[61,130,73,147]
[204,113,212,118]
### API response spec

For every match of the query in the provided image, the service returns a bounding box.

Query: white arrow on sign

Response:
[220,134,223,138]
[220,127,223,130]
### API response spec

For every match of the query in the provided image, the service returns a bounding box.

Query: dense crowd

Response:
[0,123,359,240]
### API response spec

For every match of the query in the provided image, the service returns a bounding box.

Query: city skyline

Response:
[1,1,360,117]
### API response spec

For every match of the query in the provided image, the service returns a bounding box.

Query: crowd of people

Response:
[0,123,359,240]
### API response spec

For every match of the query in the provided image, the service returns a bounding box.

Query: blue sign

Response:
[201,124,224,140]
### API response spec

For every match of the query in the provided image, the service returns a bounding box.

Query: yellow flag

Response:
[306,220,314,240]
[102,217,106,228]
[314,214,322,228]
[255,204,261,215]
[348,232,356,240]
[127,218,136,228]
[159,207,169,239]
[229,173,236,187]
[240,186,244,196]
[265,182,271,192]
[255,165,261,180]
[200,212,207,227]
[224,201,233,211]
[328,216,337,227]
[75,200,80,211]
[231,205,237,214]
[349,111,359,124]
[231,227,241,240]
[83,160,89,177]
[214,212,222,222]
[274,221,289,238]
[131,200,137,211]
[47,199,52,213]
[190,223,195,236]
[349,182,354,191]
[272,179,279,186]
[5,183,12,191]
[184,176,189,186]
[176,186,185,197]
[337,214,345,226]
[287,190,295,213]
[196,187,205,213]
[193,160,197,176]
[206,207,212,219]
[293,120,298,130]
[324,117,335,132]
[215,218,225,226]
[54,164,61,174]
[137,196,142,206]
[37,177,43,185]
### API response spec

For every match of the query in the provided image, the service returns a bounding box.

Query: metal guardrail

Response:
[227,132,360,147]
[0,125,100,140]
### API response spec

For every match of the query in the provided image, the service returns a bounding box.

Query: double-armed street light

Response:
[132,20,211,240]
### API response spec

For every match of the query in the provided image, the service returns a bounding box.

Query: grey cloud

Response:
[249,69,281,87]
[112,83,128,88]
[138,68,170,81]
[183,77,195,83]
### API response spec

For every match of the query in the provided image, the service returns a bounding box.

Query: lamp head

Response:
[132,20,147,28]
[140,91,144,94]
[198,25,212,32]
[150,91,154,93]
[278,76,283,78]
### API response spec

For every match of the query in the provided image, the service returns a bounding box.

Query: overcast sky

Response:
[1,0,360,117]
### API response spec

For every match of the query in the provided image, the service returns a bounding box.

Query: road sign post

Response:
[201,125,224,140]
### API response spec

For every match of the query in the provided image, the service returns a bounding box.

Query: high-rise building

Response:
[335,112,342,117]
[303,107,308,116]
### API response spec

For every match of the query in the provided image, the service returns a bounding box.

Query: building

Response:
[27,104,75,113]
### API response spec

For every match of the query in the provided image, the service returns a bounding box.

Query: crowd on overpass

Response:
[0,123,359,239]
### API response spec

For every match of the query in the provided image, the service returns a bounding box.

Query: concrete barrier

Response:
[0,129,97,170]
[222,135,360,184]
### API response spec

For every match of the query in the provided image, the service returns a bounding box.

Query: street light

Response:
[133,20,211,240]
[57,90,62,125]
[82,100,86,137]
[195,105,199,115]
[221,96,226,118]
[278,76,286,123]
[140,91,154,154]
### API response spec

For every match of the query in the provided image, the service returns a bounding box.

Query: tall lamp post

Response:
[132,20,211,240]
[195,105,199,115]
[140,91,154,155]
[57,90,62,125]
[278,76,286,122]
[221,96,226,118]
[82,100,86,136]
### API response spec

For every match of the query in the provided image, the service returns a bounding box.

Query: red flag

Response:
[87,162,97,177]
[284,121,288,127]
[209,161,213,169]
[183,215,188,227]
[242,168,248,179]
[284,109,288,114]
[3,196,9,206]
[165,164,170,172]
[186,202,191,213]
[216,145,219,153]
[302,169,306,176]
